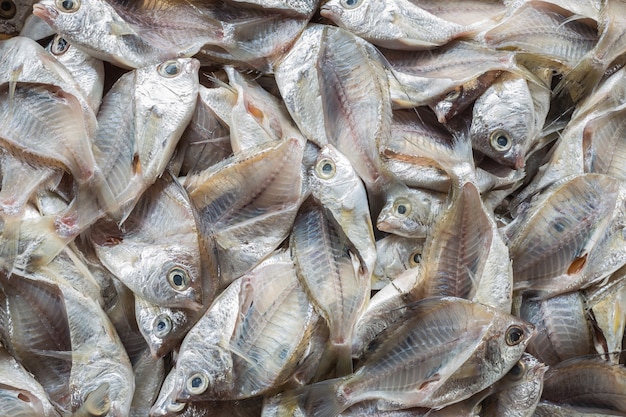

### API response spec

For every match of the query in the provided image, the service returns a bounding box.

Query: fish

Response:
[372,234,424,289]
[320,0,472,50]
[275,24,393,194]
[33,0,222,68]
[134,295,206,358]
[377,184,447,238]
[290,199,368,376]
[171,84,233,177]
[293,297,533,416]
[351,266,423,359]
[469,71,549,170]
[130,349,165,417]
[0,343,61,417]
[91,174,205,310]
[483,1,598,72]
[309,144,376,279]
[383,41,539,109]
[506,174,620,296]
[172,250,317,401]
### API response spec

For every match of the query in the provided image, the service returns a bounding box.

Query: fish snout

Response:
[32,3,59,21]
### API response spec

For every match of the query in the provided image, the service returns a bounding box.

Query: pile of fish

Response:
[1,0,626,415]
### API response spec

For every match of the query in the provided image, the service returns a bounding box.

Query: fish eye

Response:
[51,36,70,55]
[445,87,462,100]
[490,130,512,152]
[55,0,80,12]
[409,250,421,267]
[0,0,16,19]
[153,314,172,338]
[186,372,209,395]
[505,325,525,346]
[315,158,336,179]
[167,266,190,291]
[158,60,181,78]
[341,0,362,8]
[167,400,186,412]
[509,359,526,380]
[393,197,411,217]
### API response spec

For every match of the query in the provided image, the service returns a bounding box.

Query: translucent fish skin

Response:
[541,357,626,414]
[185,138,304,289]
[519,292,595,366]
[484,1,598,71]
[290,200,367,375]
[507,174,620,295]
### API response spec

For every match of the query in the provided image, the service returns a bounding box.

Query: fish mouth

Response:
[32,4,59,22]
[185,58,201,74]
[319,4,338,19]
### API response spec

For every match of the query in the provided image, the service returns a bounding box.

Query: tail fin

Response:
[332,342,354,377]
[13,216,74,273]
[297,377,348,417]
[554,57,604,104]
[0,214,19,274]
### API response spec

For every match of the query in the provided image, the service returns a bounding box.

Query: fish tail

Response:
[299,378,348,417]
[554,57,604,103]
[441,131,477,192]
[330,342,354,377]
[13,216,72,273]
[62,186,106,236]
[89,167,121,219]
[0,214,20,274]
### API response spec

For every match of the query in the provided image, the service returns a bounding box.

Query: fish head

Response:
[32,0,87,36]
[320,0,370,31]
[310,144,362,210]
[144,250,203,310]
[376,185,443,238]
[136,304,191,359]
[138,58,200,100]
[0,0,36,37]
[470,77,535,170]
[173,346,234,402]
[99,240,203,310]
[487,313,536,374]
[504,352,548,385]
